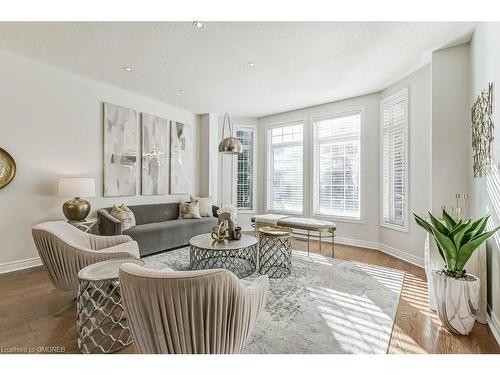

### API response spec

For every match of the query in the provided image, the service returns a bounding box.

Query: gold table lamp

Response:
[58,178,96,222]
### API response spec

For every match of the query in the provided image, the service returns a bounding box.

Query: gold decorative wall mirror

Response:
[0,147,16,189]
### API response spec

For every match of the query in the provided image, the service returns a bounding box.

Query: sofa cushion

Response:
[124,216,218,257]
[110,204,136,231]
[190,195,213,217]
[178,201,202,219]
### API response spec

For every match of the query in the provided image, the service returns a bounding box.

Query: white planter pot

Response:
[431,270,480,335]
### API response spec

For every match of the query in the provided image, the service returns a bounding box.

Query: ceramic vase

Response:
[431,270,480,335]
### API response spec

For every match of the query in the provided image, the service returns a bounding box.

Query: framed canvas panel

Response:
[170,121,193,194]
[103,103,138,197]
[141,113,170,195]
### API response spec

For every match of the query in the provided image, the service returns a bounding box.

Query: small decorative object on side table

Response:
[77,258,145,354]
[190,233,257,278]
[68,219,99,234]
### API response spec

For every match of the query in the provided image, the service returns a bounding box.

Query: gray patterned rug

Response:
[144,247,404,354]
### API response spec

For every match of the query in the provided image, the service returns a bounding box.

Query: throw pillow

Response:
[110,204,136,231]
[190,195,213,217]
[178,201,202,219]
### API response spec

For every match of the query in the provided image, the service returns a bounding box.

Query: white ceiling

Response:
[0,22,473,118]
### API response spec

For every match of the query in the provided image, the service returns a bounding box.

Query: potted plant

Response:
[414,209,499,335]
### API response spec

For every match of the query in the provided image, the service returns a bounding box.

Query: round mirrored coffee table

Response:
[77,258,144,354]
[189,234,258,278]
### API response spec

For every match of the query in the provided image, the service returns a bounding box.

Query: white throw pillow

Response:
[190,195,213,217]
[178,201,202,219]
[110,204,136,231]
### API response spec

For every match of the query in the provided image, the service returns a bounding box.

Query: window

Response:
[234,126,255,211]
[267,122,303,214]
[381,88,408,229]
[312,112,361,219]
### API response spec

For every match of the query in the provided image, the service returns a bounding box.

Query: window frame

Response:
[309,108,365,223]
[379,88,410,232]
[265,119,305,215]
[232,124,257,214]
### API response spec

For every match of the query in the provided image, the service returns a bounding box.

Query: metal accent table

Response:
[258,227,292,278]
[77,258,144,354]
[189,234,258,278]
[69,219,99,234]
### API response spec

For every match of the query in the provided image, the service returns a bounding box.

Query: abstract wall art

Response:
[141,113,170,195]
[103,103,138,196]
[471,82,495,178]
[170,121,193,194]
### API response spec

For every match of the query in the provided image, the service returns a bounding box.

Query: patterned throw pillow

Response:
[110,204,136,231]
[190,195,213,217]
[178,201,202,219]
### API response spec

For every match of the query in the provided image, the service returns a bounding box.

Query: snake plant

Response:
[414,210,500,279]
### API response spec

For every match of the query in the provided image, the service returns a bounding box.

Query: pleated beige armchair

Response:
[32,221,140,292]
[119,263,269,354]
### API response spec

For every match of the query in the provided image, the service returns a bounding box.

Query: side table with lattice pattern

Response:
[258,227,292,278]
[77,258,144,354]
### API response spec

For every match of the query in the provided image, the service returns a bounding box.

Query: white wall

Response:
[198,113,219,198]
[469,23,500,335]
[0,50,199,272]
[431,44,471,213]
[257,93,381,247]
[254,66,432,266]
[379,65,432,265]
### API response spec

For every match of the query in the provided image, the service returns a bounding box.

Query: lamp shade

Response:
[58,178,95,198]
[218,137,242,154]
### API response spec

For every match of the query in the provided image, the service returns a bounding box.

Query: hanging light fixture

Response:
[218,113,242,154]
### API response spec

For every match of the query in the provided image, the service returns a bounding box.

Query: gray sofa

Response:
[97,203,218,257]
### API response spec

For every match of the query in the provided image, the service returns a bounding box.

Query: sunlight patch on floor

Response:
[305,259,405,354]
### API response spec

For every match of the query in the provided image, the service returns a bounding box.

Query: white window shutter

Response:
[312,112,361,219]
[267,122,303,214]
[235,128,254,210]
[381,89,408,228]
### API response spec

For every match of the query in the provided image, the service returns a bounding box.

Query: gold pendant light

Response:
[218,113,242,154]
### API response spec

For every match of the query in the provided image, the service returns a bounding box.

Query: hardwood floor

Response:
[0,238,498,354]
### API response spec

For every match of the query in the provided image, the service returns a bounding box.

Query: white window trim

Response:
[309,107,366,223]
[265,119,305,216]
[231,124,258,214]
[379,88,410,232]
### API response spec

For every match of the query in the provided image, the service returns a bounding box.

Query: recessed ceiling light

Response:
[247,61,255,68]
[179,90,185,94]
[193,21,205,30]
[123,66,133,72]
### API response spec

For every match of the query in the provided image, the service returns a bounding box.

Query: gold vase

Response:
[62,197,91,222]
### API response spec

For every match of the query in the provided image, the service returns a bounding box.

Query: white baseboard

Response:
[287,232,424,268]
[378,243,424,268]
[337,236,423,268]
[335,236,380,251]
[0,257,42,275]
[487,305,500,346]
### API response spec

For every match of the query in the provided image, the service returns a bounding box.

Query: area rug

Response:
[144,247,405,354]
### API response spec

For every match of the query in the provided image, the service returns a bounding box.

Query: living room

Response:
[1,0,499,370]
